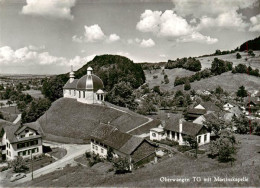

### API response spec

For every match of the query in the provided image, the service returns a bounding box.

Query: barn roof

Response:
[90,123,150,155]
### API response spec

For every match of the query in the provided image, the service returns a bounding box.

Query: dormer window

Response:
[20,135,25,138]
[25,129,29,133]
[29,133,33,136]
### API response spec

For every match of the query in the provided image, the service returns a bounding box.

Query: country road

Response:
[13,142,90,185]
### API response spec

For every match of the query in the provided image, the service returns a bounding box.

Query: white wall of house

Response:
[90,141,107,158]
[2,130,43,161]
[63,89,77,99]
[149,130,166,141]
[194,104,205,110]
[76,91,104,104]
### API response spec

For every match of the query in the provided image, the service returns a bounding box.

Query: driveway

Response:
[14,141,90,185]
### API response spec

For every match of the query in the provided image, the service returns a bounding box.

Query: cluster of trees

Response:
[165,57,202,72]
[232,115,260,135]
[232,64,259,77]
[239,36,260,51]
[214,49,238,56]
[211,58,233,75]
[22,98,51,123]
[174,69,211,86]
[209,130,237,165]
[106,81,137,110]
[174,58,232,87]
[141,63,164,71]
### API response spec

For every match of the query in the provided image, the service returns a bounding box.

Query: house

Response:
[244,97,260,114]
[223,103,235,111]
[90,123,156,169]
[195,101,221,113]
[193,112,218,125]
[150,115,210,146]
[1,124,43,161]
[63,66,105,104]
[186,108,206,120]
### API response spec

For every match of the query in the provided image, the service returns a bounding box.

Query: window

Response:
[198,136,201,143]
[74,90,76,96]
[101,148,104,153]
[6,143,8,148]
[69,90,71,95]
[25,129,29,133]
[204,134,207,142]
[152,133,156,137]
[20,135,25,138]
[29,133,33,136]
[95,146,98,150]
[18,152,22,156]
[79,91,81,98]
[92,144,95,149]
[23,150,26,156]
[83,91,85,98]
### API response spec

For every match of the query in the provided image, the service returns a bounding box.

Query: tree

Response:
[236,53,241,59]
[211,58,233,75]
[236,85,247,98]
[164,74,169,84]
[215,86,224,95]
[248,49,255,57]
[153,86,161,95]
[113,157,131,174]
[106,147,114,162]
[140,97,157,115]
[184,80,191,91]
[183,135,198,158]
[107,81,136,108]
[233,115,250,134]
[7,100,12,107]
[0,112,4,119]
[204,118,226,138]
[10,156,28,173]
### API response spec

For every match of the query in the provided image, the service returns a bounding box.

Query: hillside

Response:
[145,51,260,92]
[240,36,260,51]
[36,98,149,143]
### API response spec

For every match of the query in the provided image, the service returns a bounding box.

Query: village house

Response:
[63,66,105,104]
[0,124,43,161]
[244,96,260,115]
[223,103,235,111]
[150,115,210,146]
[90,123,157,169]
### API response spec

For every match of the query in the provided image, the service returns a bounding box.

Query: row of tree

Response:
[165,57,202,72]
[232,64,259,77]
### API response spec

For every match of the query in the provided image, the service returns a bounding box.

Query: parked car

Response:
[10,173,26,182]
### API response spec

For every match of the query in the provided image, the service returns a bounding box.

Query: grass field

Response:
[22,134,260,187]
[145,51,260,93]
[22,89,44,99]
[0,106,20,122]
[37,98,149,143]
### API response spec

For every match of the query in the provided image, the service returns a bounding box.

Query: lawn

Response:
[21,134,260,187]
[0,106,20,122]
[37,98,149,143]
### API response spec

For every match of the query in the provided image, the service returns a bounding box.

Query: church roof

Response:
[76,74,104,92]
[63,79,78,89]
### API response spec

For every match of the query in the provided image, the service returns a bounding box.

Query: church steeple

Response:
[69,65,75,83]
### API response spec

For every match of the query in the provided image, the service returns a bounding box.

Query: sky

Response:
[0,0,260,74]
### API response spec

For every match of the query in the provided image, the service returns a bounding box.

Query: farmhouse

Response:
[0,124,43,161]
[223,103,235,111]
[63,66,105,104]
[150,115,210,146]
[90,123,156,169]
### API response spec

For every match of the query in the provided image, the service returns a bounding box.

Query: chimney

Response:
[179,118,183,133]
[69,65,75,83]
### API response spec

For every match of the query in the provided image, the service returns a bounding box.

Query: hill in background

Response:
[240,36,260,51]
[34,98,149,143]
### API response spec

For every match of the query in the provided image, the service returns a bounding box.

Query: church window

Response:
[152,133,156,137]
[74,90,76,96]
[101,148,104,153]
[83,91,85,98]
[79,91,81,98]
[97,94,100,100]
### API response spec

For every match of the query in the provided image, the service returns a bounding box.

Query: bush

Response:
[166,57,202,72]
[236,53,241,59]
[85,152,91,158]
[113,157,131,174]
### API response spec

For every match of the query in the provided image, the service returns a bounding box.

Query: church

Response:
[63,67,105,104]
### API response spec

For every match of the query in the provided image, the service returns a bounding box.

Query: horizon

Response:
[0,0,260,74]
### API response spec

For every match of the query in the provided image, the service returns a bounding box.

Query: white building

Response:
[1,124,43,161]
[223,103,235,111]
[150,115,210,146]
[63,67,105,104]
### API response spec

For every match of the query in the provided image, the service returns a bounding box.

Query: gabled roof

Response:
[203,113,218,122]
[90,123,149,155]
[187,108,207,115]
[3,124,41,143]
[255,91,260,97]
[200,101,220,112]
[15,123,39,135]
[182,122,204,137]
[164,116,207,137]
[63,79,79,89]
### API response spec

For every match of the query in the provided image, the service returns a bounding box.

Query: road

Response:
[13,114,21,124]
[14,142,90,185]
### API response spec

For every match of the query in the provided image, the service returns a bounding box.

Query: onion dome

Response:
[76,67,104,92]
